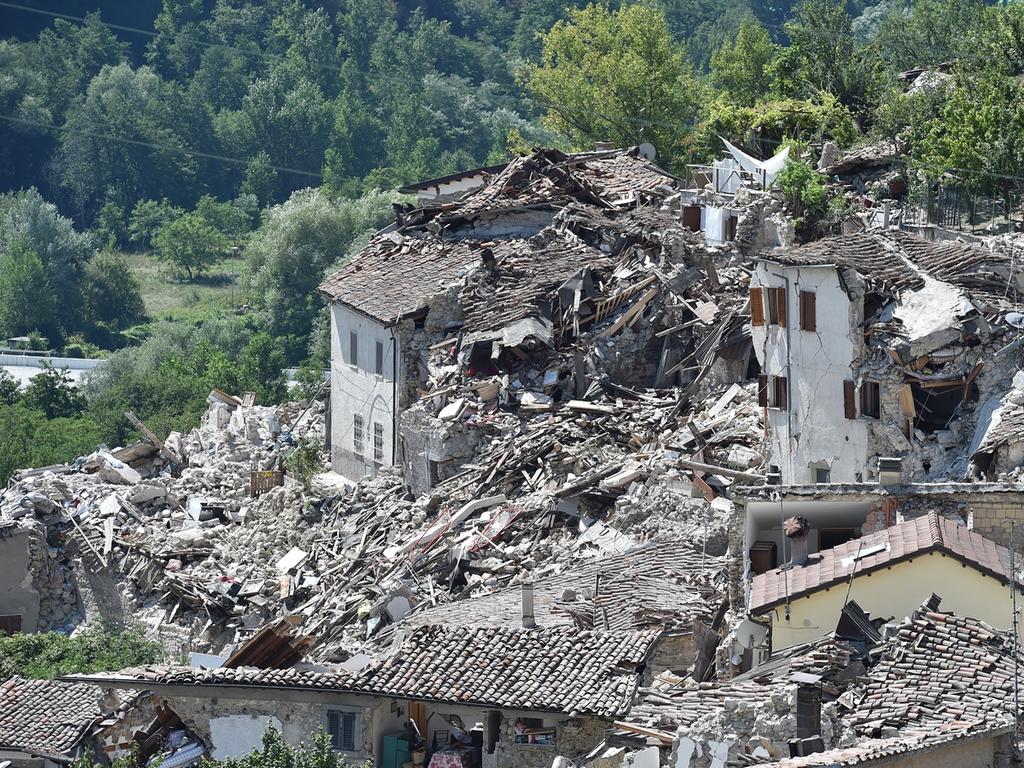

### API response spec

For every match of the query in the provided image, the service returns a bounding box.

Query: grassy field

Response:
[121,250,248,323]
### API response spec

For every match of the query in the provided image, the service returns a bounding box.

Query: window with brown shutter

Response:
[799,291,816,331]
[861,381,880,418]
[757,374,768,407]
[773,375,789,410]
[750,287,765,327]
[843,380,856,419]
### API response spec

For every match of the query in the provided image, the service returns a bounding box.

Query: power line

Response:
[0,0,343,79]
[0,113,323,180]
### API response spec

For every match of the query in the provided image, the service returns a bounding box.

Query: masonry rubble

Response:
[10,144,1024,768]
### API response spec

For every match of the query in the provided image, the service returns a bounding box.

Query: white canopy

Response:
[720,137,790,188]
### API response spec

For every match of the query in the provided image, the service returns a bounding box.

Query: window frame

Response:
[373,421,384,465]
[799,290,816,332]
[353,414,364,457]
[349,331,359,369]
[861,381,881,419]
[375,340,384,377]
[326,708,360,753]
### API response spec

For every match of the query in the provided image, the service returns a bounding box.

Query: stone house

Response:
[74,625,660,768]
[0,677,148,768]
[316,147,680,485]
[748,512,1024,652]
[749,230,1019,486]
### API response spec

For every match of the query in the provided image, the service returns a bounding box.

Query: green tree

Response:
[245,188,394,362]
[128,198,183,249]
[195,195,254,242]
[21,364,86,419]
[710,17,782,107]
[526,3,703,165]
[0,189,95,337]
[0,369,19,406]
[153,212,229,280]
[0,239,56,339]
[0,623,161,680]
[875,0,988,72]
[777,156,828,224]
[81,252,147,330]
[214,725,360,768]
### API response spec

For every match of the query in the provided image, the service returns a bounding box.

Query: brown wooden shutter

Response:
[774,287,787,327]
[750,287,765,327]
[757,374,768,407]
[843,380,856,419]
[800,291,816,331]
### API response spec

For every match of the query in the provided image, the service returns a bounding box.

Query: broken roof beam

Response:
[125,410,183,466]
[676,458,765,484]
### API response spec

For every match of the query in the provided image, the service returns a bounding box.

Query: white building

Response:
[750,231,1015,485]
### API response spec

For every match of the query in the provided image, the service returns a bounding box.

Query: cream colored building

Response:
[749,512,1024,651]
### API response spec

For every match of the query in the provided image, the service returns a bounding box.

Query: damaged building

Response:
[750,230,1022,485]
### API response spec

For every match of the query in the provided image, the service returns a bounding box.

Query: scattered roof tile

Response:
[0,677,107,758]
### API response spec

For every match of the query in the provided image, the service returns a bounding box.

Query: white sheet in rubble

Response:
[885,274,973,343]
[720,136,790,188]
[704,207,726,245]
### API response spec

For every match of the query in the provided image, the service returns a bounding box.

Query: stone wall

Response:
[489,714,606,768]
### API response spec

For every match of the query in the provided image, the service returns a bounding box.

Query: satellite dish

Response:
[638,142,656,161]
[1007,312,1024,329]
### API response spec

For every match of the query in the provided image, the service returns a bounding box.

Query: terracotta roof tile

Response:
[750,513,1016,613]
[0,677,108,758]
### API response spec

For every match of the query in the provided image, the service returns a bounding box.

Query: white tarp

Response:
[720,137,790,188]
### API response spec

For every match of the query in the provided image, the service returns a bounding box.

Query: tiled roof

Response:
[0,677,106,758]
[316,233,480,324]
[348,625,658,716]
[460,232,610,334]
[757,723,1013,768]
[75,626,658,718]
[403,540,726,632]
[762,231,1016,309]
[749,512,1017,613]
[436,148,678,225]
[846,608,1022,734]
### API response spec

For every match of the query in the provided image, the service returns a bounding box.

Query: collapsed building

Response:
[751,230,1022,485]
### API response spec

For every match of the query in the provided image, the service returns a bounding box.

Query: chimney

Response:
[521,582,536,628]
[784,515,810,566]
[878,457,902,485]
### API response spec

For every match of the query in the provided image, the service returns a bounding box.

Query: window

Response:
[349,331,358,368]
[513,718,555,747]
[799,291,816,332]
[353,414,364,456]
[813,466,831,484]
[772,375,788,410]
[373,422,384,465]
[327,710,358,752]
[375,340,384,376]
[767,286,787,327]
[750,287,765,327]
[758,375,788,410]
[860,381,881,419]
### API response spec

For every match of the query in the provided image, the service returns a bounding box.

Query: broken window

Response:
[813,466,831,484]
[375,340,384,376]
[513,717,555,746]
[843,380,856,420]
[819,528,856,549]
[799,291,816,332]
[327,709,358,752]
[772,375,788,410]
[910,380,976,433]
[353,414,364,457]
[767,286,787,326]
[349,331,358,368]
[682,205,701,232]
[860,381,880,419]
[750,287,765,327]
[373,422,384,465]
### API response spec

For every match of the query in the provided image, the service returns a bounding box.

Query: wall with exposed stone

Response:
[489,714,606,768]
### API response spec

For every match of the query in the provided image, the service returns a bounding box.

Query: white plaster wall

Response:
[209,714,282,760]
[329,303,400,481]
[417,174,488,204]
[751,263,869,484]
